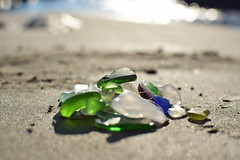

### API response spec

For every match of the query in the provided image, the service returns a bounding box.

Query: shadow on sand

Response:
[52,113,168,143]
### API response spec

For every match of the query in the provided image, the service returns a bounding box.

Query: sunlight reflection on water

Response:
[3,0,240,26]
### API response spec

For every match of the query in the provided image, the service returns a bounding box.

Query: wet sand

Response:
[0,13,240,160]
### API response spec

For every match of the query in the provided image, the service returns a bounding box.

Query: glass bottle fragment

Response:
[111,90,167,124]
[162,84,181,105]
[97,67,137,88]
[138,83,155,100]
[60,92,101,118]
[168,105,186,118]
[153,95,170,114]
[187,108,210,121]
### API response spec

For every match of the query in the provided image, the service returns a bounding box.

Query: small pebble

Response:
[41,79,54,83]
[222,95,240,102]
[16,72,23,76]
[207,129,219,134]
[27,76,38,83]
[26,128,33,133]
[47,105,54,113]
[144,69,157,74]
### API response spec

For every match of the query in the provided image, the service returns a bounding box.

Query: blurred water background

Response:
[1,0,240,27]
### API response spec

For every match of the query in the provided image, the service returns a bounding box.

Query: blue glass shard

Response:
[153,95,170,114]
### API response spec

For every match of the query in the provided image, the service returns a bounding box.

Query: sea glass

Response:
[100,89,115,104]
[111,90,167,124]
[74,84,88,93]
[94,119,157,132]
[59,91,75,103]
[60,92,101,118]
[138,83,155,100]
[153,95,170,114]
[121,82,138,94]
[143,81,165,96]
[81,97,106,115]
[187,108,210,121]
[97,67,137,88]
[96,110,153,124]
[168,105,186,118]
[146,82,158,95]
[101,82,123,94]
[162,84,181,105]
[88,83,99,92]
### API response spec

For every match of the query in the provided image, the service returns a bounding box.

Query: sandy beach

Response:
[0,13,240,160]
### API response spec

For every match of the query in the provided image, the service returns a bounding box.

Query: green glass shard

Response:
[81,97,106,116]
[94,121,157,132]
[187,108,210,121]
[146,82,159,95]
[96,110,120,120]
[97,68,137,89]
[102,82,123,94]
[60,92,101,118]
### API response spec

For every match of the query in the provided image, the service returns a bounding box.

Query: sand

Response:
[0,13,240,160]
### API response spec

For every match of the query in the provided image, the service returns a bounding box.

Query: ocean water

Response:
[3,0,240,27]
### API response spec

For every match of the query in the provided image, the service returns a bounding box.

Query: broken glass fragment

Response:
[59,91,75,103]
[97,67,137,88]
[146,82,159,95]
[121,82,138,94]
[111,90,167,124]
[138,83,155,100]
[101,82,123,95]
[153,95,170,114]
[94,119,157,132]
[168,105,186,118]
[60,92,101,118]
[162,84,181,105]
[81,97,106,116]
[187,108,210,121]
[74,84,88,93]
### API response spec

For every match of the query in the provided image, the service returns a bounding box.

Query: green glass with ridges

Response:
[97,68,137,89]
[101,82,123,94]
[94,122,157,132]
[60,92,101,118]
[146,82,159,95]
[187,108,210,121]
[81,97,106,116]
